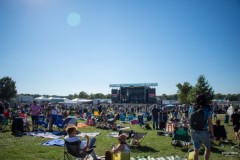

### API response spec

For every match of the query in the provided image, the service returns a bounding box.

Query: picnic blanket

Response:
[26,131,100,139]
[42,139,64,147]
[76,132,100,138]
[41,132,100,147]
[26,131,63,139]
[108,132,119,138]
[118,126,130,130]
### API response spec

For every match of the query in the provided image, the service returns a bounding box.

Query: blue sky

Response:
[0,0,240,96]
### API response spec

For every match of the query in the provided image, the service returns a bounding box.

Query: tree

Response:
[94,93,105,99]
[79,91,89,99]
[176,82,192,104]
[188,75,214,104]
[0,76,17,101]
[67,94,74,100]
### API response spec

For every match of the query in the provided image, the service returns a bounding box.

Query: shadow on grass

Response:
[130,145,159,153]
[179,145,226,155]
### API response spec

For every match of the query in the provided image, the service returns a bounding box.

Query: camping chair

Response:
[35,115,48,131]
[64,140,93,160]
[172,127,191,147]
[126,115,134,121]
[93,110,99,117]
[165,122,175,135]
[183,148,194,160]
[1,116,9,130]
[119,114,126,122]
[53,115,64,130]
[130,132,147,146]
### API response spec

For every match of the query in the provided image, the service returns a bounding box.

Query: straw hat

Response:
[65,124,78,131]
[118,134,127,143]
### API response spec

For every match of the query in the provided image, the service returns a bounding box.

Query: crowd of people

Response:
[0,96,240,160]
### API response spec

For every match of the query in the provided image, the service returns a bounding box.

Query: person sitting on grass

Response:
[105,134,130,160]
[213,119,227,142]
[64,124,100,160]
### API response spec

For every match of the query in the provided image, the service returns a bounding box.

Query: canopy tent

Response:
[48,97,64,103]
[61,98,77,108]
[34,96,49,101]
[72,98,93,104]
[34,96,49,104]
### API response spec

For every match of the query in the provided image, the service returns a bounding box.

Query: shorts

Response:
[31,115,39,123]
[191,130,211,150]
[233,125,240,133]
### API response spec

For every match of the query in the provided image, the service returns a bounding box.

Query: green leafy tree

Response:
[94,93,105,99]
[188,75,214,104]
[176,82,192,104]
[0,76,17,101]
[73,93,78,98]
[214,93,224,99]
[79,91,89,99]
[67,94,74,100]
[104,94,111,99]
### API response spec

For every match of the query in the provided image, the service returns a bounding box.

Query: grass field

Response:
[0,114,239,160]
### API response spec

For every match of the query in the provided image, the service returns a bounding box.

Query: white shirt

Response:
[64,135,87,149]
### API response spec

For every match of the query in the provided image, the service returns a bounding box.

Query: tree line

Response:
[0,76,240,102]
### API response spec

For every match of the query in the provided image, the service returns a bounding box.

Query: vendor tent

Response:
[72,98,93,104]
[48,97,64,103]
[34,96,49,104]
[62,98,77,108]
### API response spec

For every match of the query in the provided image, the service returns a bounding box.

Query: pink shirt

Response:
[30,104,42,116]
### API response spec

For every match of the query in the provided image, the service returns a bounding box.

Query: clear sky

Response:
[1,0,240,96]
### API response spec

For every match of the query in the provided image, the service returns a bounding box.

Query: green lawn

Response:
[0,114,239,160]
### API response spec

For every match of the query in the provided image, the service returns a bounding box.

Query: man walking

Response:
[189,94,214,160]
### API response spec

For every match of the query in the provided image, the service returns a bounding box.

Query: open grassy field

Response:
[0,114,239,160]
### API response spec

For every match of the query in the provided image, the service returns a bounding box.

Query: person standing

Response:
[189,94,214,160]
[230,108,240,144]
[0,102,4,130]
[29,101,42,130]
[151,105,159,130]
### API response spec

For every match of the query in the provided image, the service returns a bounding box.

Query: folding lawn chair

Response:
[35,115,48,131]
[1,116,9,130]
[165,122,175,135]
[131,132,147,146]
[171,127,191,147]
[119,114,126,122]
[64,140,93,160]
[53,115,64,130]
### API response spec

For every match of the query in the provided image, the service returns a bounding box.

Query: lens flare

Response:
[67,12,81,27]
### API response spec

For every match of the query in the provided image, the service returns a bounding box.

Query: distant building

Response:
[110,83,157,104]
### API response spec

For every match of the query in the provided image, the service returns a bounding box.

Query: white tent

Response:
[62,98,77,108]
[34,96,49,101]
[34,96,49,104]
[48,97,64,103]
[72,98,93,104]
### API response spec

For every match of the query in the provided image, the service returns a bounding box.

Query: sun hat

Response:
[118,134,127,143]
[65,124,78,131]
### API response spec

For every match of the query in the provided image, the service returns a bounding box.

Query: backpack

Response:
[190,108,206,130]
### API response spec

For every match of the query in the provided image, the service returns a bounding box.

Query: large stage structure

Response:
[109,83,158,104]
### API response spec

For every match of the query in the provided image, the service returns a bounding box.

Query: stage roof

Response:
[109,83,158,88]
